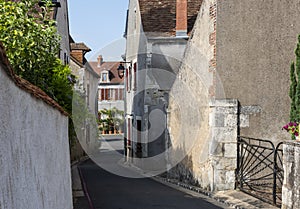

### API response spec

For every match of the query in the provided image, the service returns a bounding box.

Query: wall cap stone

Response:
[209,99,238,107]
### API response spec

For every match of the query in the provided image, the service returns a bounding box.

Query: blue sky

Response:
[68,0,129,61]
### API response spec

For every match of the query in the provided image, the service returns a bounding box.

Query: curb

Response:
[152,176,278,209]
[77,163,96,209]
[71,155,90,167]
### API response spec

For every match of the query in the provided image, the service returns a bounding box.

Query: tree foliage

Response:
[98,108,124,133]
[0,0,73,113]
[290,35,300,122]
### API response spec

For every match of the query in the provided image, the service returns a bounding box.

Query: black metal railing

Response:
[236,136,283,207]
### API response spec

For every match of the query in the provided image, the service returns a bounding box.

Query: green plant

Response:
[98,108,124,133]
[0,0,73,113]
[290,35,300,121]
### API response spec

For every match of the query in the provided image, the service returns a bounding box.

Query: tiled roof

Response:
[139,0,202,36]
[70,43,91,52]
[89,61,124,84]
[0,42,68,116]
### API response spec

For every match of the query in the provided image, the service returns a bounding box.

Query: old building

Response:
[89,55,125,112]
[124,0,202,170]
[168,0,300,193]
[124,0,300,197]
[69,39,100,156]
[55,0,71,65]
[89,56,124,134]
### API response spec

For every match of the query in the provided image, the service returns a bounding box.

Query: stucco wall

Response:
[85,64,99,116]
[125,0,148,160]
[0,59,72,208]
[216,0,300,141]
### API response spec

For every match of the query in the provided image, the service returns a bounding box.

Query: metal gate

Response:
[236,136,283,207]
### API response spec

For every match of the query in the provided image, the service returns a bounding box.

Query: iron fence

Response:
[236,136,283,207]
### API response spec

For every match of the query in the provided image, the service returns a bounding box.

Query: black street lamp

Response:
[117,61,132,79]
[117,63,125,79]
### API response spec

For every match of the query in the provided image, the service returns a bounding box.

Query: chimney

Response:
[70,43,91,64]
[97,55,103,67]
[176,0,188,37]
[70,50,84,64]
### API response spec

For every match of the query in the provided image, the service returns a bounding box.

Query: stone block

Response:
[224,143,237,158]
[212,127,237,143]
[282,142,300,209]
[240,106,261,115]
[214,158,236,170]
[209,99,238,108]
[225,170,235,184]
[209,141,223,156]
[214,169,226,185]
[215,113,225,127]
[225,114,238,127]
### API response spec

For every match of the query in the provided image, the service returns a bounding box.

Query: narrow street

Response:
[74,136,229,209]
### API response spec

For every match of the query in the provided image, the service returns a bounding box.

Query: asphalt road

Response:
[77,136,228,209]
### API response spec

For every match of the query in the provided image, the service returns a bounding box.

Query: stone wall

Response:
[282,141,300,209]
[0,44,72,209]
[168,0,300,192]
[167,0,238,191]
[208,99,237,191]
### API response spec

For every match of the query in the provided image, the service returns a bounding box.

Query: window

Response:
[100,71,109,83]
[99,87,124,101]
[133,62,137,91]
[102,73,108,82]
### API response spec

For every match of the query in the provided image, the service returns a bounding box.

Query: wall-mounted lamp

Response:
[117,61,132,79]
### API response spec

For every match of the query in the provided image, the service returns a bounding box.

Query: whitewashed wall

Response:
[0,51,72,209]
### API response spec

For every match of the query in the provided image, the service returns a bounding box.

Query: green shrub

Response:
[0,0,73,113]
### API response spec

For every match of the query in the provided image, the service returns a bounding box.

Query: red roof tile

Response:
[139,0,202,36]
[70,43,91,52]
[89,61,124,84]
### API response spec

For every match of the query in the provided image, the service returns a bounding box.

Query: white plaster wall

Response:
[0,68,72,209]
[86,69,99,116]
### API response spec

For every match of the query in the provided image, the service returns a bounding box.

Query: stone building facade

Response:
[168,0,300,191]
[69,41,100,158]
[124,0,202,172]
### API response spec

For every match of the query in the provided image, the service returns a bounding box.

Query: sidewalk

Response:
[71,158,91,209]
[154,177,278,209]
